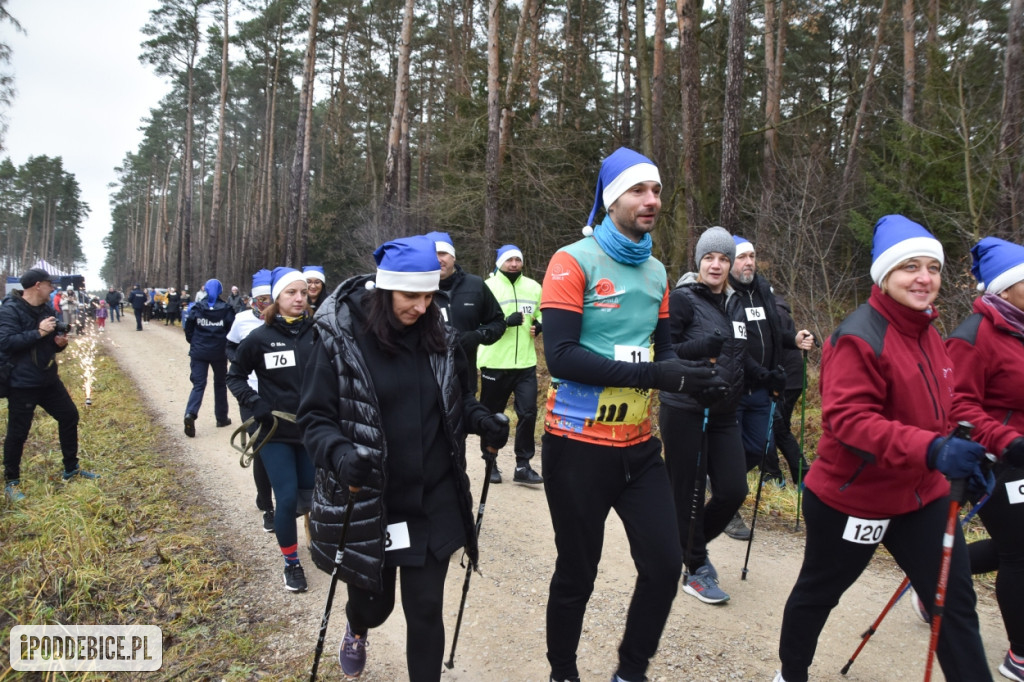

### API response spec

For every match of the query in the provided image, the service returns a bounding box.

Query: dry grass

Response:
[0,337,289,681]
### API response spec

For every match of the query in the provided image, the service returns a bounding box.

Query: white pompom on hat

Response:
[869,215,944,286]
[970,236,1024,295]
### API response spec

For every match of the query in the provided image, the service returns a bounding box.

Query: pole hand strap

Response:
[229,410,297,468]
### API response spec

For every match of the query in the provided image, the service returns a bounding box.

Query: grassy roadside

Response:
[0,337,293,681]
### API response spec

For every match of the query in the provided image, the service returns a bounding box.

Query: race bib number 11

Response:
[842,516,890,544]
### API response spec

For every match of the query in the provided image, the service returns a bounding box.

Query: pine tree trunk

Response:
[209,0,230,277]
[902,0,915,126]
[485,0,502,249]
[678,0,702,235]
[382,0,415,228]
[719,0,748,231]
[287,0,319,266]
[998,0,1024,233]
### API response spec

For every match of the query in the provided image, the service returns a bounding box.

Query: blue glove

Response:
[927,436,986,479]
[966,464,996,504]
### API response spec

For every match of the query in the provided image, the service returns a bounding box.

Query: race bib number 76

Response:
[263,350,296,369]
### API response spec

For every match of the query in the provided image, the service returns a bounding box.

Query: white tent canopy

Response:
[32,259,75,276]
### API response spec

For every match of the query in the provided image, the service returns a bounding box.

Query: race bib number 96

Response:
[842,516,890,544]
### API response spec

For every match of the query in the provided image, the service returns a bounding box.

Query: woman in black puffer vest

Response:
[298,235,508,682]
[659,226,754,607]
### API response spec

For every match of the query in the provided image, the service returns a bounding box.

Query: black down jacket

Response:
[298,275,488,593]
[658,273,749,415]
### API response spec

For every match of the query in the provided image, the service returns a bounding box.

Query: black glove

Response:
[251,401,274,429]
[694,385,729,409]
[701,332,726,359]
[505,311,524,327]
[531,321,542,335]
[337,446,373,489]
[480,413,510,452]
[459,329,482,348]
[927,436,987,479]
[649,358,725,394]
[768,365,787,394]
[1002,437,1024,468]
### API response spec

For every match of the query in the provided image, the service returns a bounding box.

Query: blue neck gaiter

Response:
[593,215,652,266]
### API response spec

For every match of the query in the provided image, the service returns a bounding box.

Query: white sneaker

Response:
[908,587,930,624]
[772,673,787,682]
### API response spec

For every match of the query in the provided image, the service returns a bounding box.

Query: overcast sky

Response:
[4,0,168,288]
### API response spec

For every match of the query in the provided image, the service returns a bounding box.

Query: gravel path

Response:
[102,317,1007,681]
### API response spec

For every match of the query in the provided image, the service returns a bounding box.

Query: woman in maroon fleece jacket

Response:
[947,236,1024,682]
[775,215,993,682]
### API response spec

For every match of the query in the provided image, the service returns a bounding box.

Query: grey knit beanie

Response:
[695,226,736,265]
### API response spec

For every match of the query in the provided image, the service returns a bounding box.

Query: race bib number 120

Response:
[842,516,890,544]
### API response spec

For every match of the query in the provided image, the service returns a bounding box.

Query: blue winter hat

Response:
[371,235,441,292]
[203,279,222,308]
[251,269,273,297]
[870,215,944,286]
[733,235,755,258]
[585,147,661,230]
[270,267,306,301]
[970,237,1024,294]
[424,231,456,257]
[496,244,523,270]
[302,265,325,283]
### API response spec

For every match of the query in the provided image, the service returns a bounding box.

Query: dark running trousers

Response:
[346,552,451,682]
[971,463,1024,657]
[542,433,682,682]
[779,488,991,682]
[185,357,229,421]
[4,383,79,481]
[478,366,538,464]
[659,403,748,573]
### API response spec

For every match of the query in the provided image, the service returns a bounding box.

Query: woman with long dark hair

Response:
[298,235,509,682]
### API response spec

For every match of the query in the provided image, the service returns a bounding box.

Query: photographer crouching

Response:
[0,268,99,503]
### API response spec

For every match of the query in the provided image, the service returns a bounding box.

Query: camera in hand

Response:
[53,320,70,335]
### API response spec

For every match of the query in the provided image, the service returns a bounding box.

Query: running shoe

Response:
[62,468,100,482]
[339,622,368,678]
[184,413,196,438]
[5,480,25,502]
[683,562,730,604]
[283,563,307,592]
[908,587,930,624]
[1000,649,1024,682]
[261,510,275,533]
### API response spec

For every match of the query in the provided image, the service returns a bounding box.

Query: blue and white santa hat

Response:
[496,244,523,270]
[584,147,661,233]
[869,214,944,286]
[970,236,1024,294]
[424,231,456,257]
[733,235,755,258]
[369,235,441,292]
[251,269,273,297]
[302,265,325,283]
[271,267,306,301]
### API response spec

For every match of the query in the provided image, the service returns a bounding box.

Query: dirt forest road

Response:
[102,315,1007,681]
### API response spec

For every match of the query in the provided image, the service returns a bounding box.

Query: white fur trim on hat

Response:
[602,163,661,211]
[374,268,441,292]
[870,236,945,286]
[734,241,755,258]
[272,270,308,300]
[986,262,1024,295]
[496,248,523,270]
[434,241,455,257]
[302,269,325,283]
[252,284,272,297]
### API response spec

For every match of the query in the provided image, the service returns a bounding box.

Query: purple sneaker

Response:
[339,622,367,679]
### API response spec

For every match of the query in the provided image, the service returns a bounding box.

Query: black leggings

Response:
[542,433,682,682]
[345,552,450,682]
[660,403,747,574]
[779,488,991,682]
[971,463,1024,657]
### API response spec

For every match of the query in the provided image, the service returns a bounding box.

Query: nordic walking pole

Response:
[742,395,778,580]
[923,477,966,682]
[684,352,717,568]
[841,491,991,675]
[310,480,362,682]
[795,349,808,531]
[445,413,510,670]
